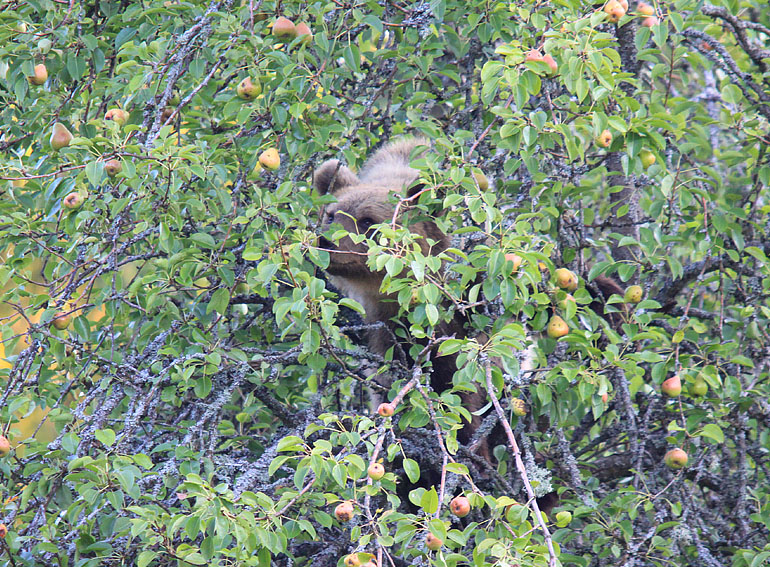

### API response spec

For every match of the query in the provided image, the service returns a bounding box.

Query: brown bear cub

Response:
[314,138,482,443]
[315,137,445,326]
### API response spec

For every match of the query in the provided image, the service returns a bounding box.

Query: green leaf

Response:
[191,232,216,249]
[207,288,230,315]
[403,458,420,483]
[427,518,447,540]
[137,551,157,567]
[445,462,469,475]
[340,298,364,314]
[277,436,304,452]
[426,303,439,325]
[421,487,439,514]
[94,429,116,447]
[85,161,102,186]
[332,462,347,487]
[243,247,263,261]
[700,424,724,444]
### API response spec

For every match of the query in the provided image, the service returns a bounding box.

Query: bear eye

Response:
[357,217,375,232]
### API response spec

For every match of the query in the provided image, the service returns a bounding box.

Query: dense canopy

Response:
[0,1,769,566]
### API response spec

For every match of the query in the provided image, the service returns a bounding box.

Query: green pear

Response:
[640,149,656,169]
[691,375,708,397]
[555,511,572,527]
[52,312,72,330]
[624,285,643,304]
[50,122,73,151]
[547,315,569,338]
[664,448,688,469]
[236,77,261,100]
[472,170,489,190]
[37,38,52,53]
[105,159,122,177]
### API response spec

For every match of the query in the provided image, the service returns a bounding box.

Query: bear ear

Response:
[314,159,359,195]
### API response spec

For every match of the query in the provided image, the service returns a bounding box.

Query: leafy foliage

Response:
[0,0,769,566]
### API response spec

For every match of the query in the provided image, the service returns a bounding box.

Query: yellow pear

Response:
[334,501,354,522]
[377,402,394,417]
[367,462,385,480]
[638,2,654,15]
[50,122,73,151]
[272,16,296,39]
[547,315,569,338]
[28,63,48,85]
[504,253,522,273]
[596,129,612,148]
[661,374,682,397]
[426,533,443,551]
[624,285,643,304]
[450,495,471,517]
[0,435,10,456]
[105,108,129,126]
[295,22,313,44]
[603,0,626,22]
[555,268,578,291]
[525,49,544,63]
[62,192,85,209]
[542,53,558,75]
[664,448,688,469]
[259,148,281,170]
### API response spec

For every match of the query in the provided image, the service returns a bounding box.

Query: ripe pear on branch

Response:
[28,63,48,85]
[49,123,73,151]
